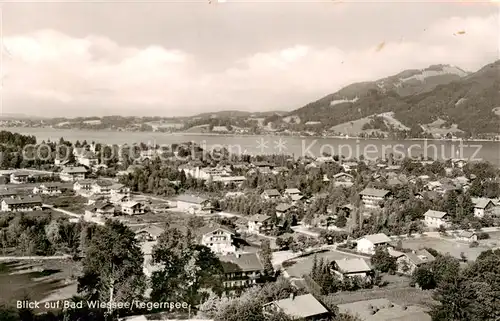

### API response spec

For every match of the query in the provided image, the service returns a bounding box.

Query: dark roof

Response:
[248,214,271,223]
[61,166,87,174]
[94,180,113,187]
[2,196,42,205]
[263,189,281,196]
[11,171,30,177]
[219,253,264,273]
[276,203,293,212]
[197,224,235,236]
[359,188,390,198]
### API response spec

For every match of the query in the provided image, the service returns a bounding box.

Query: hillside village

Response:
[1,130,500,320]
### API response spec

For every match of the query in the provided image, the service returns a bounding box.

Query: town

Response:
[0,130,499,321]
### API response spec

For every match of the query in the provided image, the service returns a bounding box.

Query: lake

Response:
[2,127,500,165]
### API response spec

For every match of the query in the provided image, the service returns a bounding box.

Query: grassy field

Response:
[0,259,81,309]
[285,250,366,278]
[323,286,436,308]
[401,237,490,261]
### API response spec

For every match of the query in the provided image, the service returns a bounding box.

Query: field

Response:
[401,237,490,261]
[0,259,81,309]
[284,250,367,278]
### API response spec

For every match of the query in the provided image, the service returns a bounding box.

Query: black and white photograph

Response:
[0,0,499,320]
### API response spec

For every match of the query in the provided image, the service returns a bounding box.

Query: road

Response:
[44,204,105,225]
[0,254,71,261]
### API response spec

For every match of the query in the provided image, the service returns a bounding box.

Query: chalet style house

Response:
[263,294,330,320]
[359,188,391,209]
[33,182,63,195]
[248,214,274,234]
[60,166,87,182]
[219,253,264,289]
[331,258,373,282]
[198,225,236,255]
[1,196,43,212]
[176,194,212,214]
[423,210,450,228]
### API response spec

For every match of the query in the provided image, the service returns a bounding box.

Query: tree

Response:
[370,248,397,273]
[151,227,223,306]
[77,220,146,317]
[412,266,435,290]
[260,239,274,276]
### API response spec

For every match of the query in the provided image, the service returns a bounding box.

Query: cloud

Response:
[2,14,499,116]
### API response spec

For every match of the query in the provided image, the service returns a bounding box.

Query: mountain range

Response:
[286,60,500,137]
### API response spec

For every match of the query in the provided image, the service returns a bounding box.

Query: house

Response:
[342,161,359,172]
[109,183,130,196]
[337,204,354,218]
[456,231,478,243]
[337,298,431,321]
[331,258,373,282]
[60,166,87,182]
[91,180,113,195]
[451,158,467,168]
[423,210,450,228]
[77,151,98,167]
[73,179,94,195]
[135,225,165,242]
[10,171,30,184]
[263,294,330,320]
[33,182,63,195]
[359,188,391,209]
[198,225,236,255]
[276,203,294,218]
[472,198,496,218]
[110,193,130,204]
[1,196,43,212]
[356,233,391,255]
[176,194,212,214]
[312,214,336,230]
[219,253,264,288]
[396,249,435,275]
[284,188,301,198]
[261,189,281,200]
[332,172,353,182]
[212,176,246,187]
[121,201,145,215]
[0,189,18,199]
[85,201,116,217]
[248,214,273,234]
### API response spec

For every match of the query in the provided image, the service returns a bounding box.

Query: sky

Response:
[1,0,499,117]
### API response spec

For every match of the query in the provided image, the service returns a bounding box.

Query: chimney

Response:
[290,293,295,300]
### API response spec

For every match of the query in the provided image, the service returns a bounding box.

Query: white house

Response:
[472,198,496,218]
[176,194,212,214]
[356,233,391,255]
[60,166,87,182]
[10,171,30,184]
[396,249,435,275]
[1,196,43,212]
[248,214,273,234]
[359,188,391,209]
[423,210,450,228]
[73,179,94,195]
[261,189,281,200]
[77,151,99,167]
[342,161,359,172]
[91,180,113,195]
[33,182,63,195]
[456,231,478,243]
[121,201,145,215]
[331,258,373,282]
[198,225,236,255]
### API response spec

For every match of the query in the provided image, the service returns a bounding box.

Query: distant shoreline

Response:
[1,126,499,143]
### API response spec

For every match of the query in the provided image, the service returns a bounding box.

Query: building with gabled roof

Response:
[472,198,496,218]
[359,188,391,209]
[396,249,435,275]
[121,201,145,215]
[219,252,264,288]
[10,171,30,184]
[423,210,450,228]
[332,258,373,281]
[248,214,273,234]
[261,189,281,200]
[176,194,212,214]
[60,166,87,182]
[33,182,63,195]
[1,196,43,212]
[263,294,330,320]
[135,225,165,242]
[197,224,236,255]
[357,233,391,255]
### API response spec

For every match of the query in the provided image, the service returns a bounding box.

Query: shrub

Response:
[477,232,490,240]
